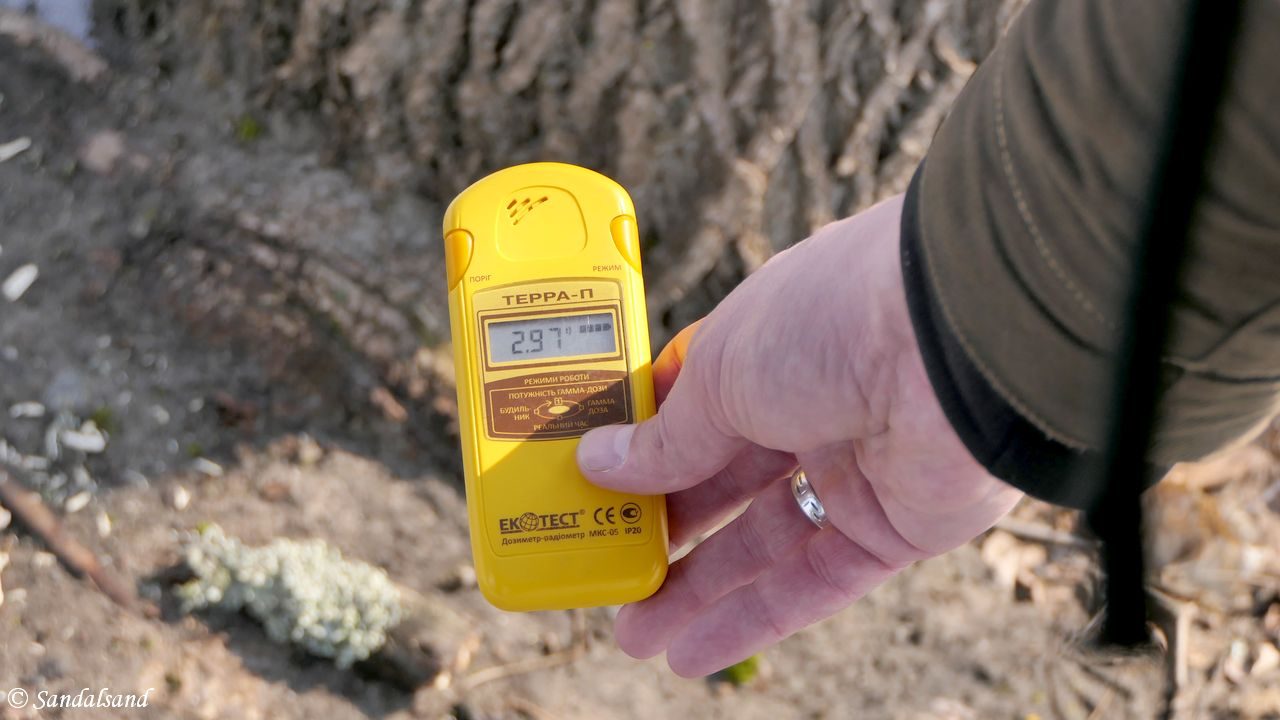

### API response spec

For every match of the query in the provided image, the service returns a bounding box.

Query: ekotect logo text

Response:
[498,510,582,534]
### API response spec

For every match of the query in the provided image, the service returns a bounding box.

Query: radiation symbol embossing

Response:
[534,399,583,420]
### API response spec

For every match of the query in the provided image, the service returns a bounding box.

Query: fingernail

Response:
[579,424,635,473]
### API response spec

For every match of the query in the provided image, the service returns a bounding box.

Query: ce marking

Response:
[593,506,618,525]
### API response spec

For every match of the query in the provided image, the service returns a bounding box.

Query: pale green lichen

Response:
[177,524,401,668]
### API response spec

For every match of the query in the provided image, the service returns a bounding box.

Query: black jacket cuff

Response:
[899,163,1164,510]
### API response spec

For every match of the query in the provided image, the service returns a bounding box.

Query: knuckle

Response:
[803,538,857,600]
[674,557,716,609]
[708,464,753,510]
[735,505,777,571]
[742,583,788,643]
[644,412,684,479]
[646,410,709,484]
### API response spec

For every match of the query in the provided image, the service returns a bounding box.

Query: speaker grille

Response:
[507,195,550,225]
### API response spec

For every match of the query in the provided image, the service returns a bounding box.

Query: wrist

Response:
[832,194,918,440]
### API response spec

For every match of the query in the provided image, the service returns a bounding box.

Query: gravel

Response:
[8,401,45,419]
[58,422,107,453]
[0,136,31,163]
[191,457,223,477]
[1,262,38,301]
[63,491,91,513]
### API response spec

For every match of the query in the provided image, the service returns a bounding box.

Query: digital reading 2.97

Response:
[489,312,616,362]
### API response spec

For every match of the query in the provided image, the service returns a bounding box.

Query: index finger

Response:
[664,529,901,677]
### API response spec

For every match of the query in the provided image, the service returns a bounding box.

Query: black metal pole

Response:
[1090,0,1244,646]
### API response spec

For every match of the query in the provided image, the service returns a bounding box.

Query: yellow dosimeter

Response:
[442,162,668,611]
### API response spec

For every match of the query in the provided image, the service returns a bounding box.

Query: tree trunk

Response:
[101,0,1023,458]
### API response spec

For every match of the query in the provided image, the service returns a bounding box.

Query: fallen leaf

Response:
[981,530,1047,593]
[1253,643,1280,677]
[371,386,408,423]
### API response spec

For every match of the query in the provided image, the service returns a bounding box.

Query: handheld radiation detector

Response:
[442,162,668,611]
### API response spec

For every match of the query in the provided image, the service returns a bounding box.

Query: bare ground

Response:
[2,5,1280,720]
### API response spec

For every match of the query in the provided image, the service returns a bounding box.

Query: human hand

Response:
[576,194,1023,677]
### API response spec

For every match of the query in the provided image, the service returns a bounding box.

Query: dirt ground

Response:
[3,4,1280,719]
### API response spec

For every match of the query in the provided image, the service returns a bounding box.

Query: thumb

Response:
[652,320,701,405]
[576,336,745,494]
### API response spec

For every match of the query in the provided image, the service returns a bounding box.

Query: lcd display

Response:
[489,312,617,362]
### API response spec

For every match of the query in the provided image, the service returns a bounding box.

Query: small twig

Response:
[458,608,588,692]
[0,470,137,610]
[458,646,585,692]
[1148,579,1233,624]
[1172,602,1193,699]
[0,8,107,82]
[0,542,10,608]
[1085,688,1117,720]
[505,697,562,720]
[995,517,1097,550]
[1149,584,1196,720]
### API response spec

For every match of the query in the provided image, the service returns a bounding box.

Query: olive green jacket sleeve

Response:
[904,0,1280,505]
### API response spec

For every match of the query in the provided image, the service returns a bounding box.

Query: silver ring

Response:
[791,469,829,529]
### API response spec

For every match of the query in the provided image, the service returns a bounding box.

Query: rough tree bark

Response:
[120,0,1021,325]
[97,0,1023,461]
